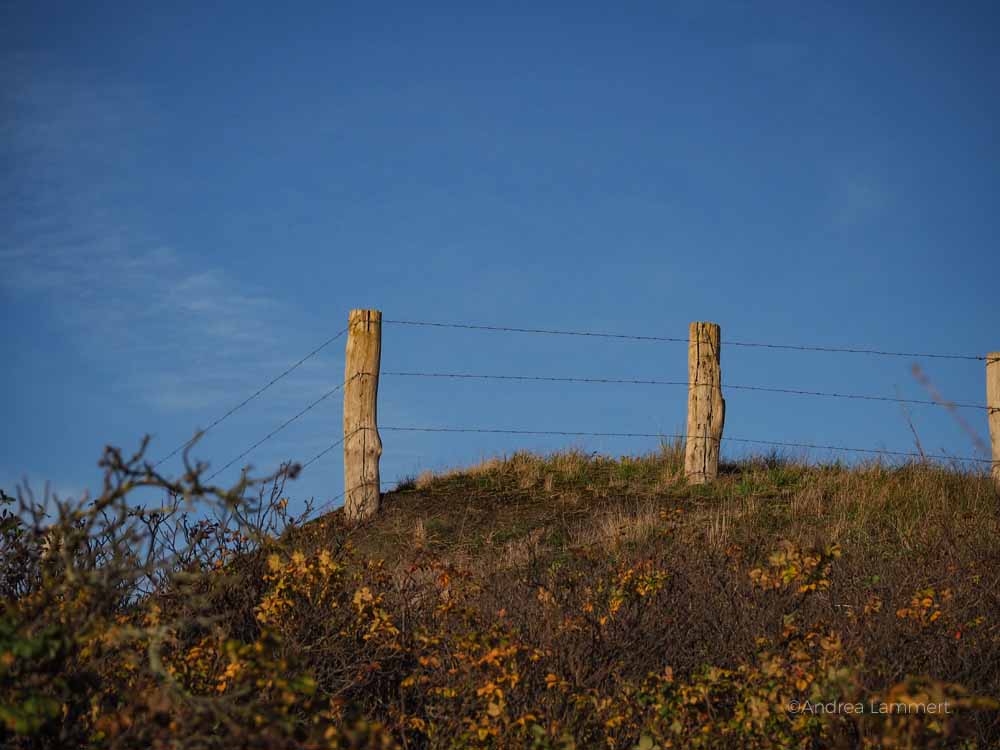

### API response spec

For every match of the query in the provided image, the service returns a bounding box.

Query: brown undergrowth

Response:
[2,439,998,748]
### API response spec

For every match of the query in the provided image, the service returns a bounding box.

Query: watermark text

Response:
[787,699,953,715]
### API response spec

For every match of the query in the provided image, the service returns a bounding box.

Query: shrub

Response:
[1,441,998,748]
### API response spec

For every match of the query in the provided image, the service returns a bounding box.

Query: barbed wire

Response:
[300,427,361,472]
[165,314,994,504]
[157,318,992,472]
[205,373,361,482]
[382,370,991,411]
[155,326,349,467]
[724,339,991,361]
[312,476,407,516]
[378,425,992,464]
[385,319,687,344]
[384,318,991,362]
[308,416,993,517]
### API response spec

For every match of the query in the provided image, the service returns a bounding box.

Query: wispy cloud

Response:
[1,52,343,465]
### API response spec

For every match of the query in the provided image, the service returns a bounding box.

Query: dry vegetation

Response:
[2,437,999,748]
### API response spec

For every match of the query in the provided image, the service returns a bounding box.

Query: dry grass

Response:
[353,447,998,575]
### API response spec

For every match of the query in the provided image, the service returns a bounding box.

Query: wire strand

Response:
[378,424,992,464]
[385,319,686,343]
[309,420,993,517]
[384,318,989,362]
[723,339,988,360]
[313,476,407,516]
[382,370,990,411]
[206,373,359,482]
[155,326,349,467]
[299,427,361,471]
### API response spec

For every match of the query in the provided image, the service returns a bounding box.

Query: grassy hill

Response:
[2,441,999,748]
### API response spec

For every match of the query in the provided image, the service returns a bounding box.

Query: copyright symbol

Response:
[788,700,800,712]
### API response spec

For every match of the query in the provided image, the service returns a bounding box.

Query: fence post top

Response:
[987,352,1000,365]
[349,309,383,329]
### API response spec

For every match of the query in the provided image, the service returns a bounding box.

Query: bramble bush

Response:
[1,439,998,748]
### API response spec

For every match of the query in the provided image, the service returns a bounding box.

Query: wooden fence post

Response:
[685,322,725,484]
[988,352,1000,491]
[343,309,382,521]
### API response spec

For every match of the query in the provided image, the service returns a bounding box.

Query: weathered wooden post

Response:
[343,309,382,521]
[685,322,725,484]
[988,352,1000,490]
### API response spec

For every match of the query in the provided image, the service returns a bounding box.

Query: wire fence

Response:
[384,318,995,362]
[313,475,408,517]
[309,422,994,516]
[154,314,997,510]
[382,370,991,411]
[378,425,992,465]
[154,326,348,467]
[204,373,357,482]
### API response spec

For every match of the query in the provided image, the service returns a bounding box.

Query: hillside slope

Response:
[282,444,1000,748]
[3,443,999,749]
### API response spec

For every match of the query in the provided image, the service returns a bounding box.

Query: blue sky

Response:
[3,1,997,511]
